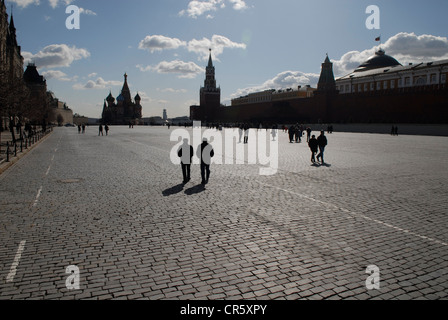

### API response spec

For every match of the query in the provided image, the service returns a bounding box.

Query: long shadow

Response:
[311,162,332,168]
[162,183,185,196]
[184,184,206,195]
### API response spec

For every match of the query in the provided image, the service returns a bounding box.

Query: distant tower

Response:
[317,54,337,92]
[163,109,167,121]
[199,48,221,122]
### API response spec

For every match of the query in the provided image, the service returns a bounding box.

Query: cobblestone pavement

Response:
[0,126,447,300]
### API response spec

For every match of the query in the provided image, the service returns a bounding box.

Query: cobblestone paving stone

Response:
[0,126,447,300]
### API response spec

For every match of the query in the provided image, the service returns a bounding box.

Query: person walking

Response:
[197,138,214,185]
[178,138,194,184]
[316,130,327,164]
[105,124,109,136]
[99,124,103,136]
[288,125,295,143]
[243,124,249,144]
[306,127,312,142]
[308,134,318,163]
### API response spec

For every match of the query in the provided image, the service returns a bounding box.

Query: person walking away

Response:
[197,138,214,185]
[178,138,194,184]
[306,127,312,142]
[99,124,103,136]
[288,125,295,143]
[316,130,327,164]
[105,124,109,136]
[244,124,249,144]
[308,134,318,163]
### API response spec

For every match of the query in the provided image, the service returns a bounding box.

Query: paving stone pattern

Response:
[0,126,447,300]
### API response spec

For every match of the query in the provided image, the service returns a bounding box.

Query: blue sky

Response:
[6,0,448,119]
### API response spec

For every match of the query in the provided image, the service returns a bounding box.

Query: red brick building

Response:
[191,49,448,125]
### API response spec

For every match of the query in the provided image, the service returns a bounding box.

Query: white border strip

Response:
[6,240,26,283]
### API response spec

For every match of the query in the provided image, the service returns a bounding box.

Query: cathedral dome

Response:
[354,49,401,72]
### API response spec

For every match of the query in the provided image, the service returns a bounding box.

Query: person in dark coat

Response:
[178,139,194,184]
[288,125,295,143]
[306,127,312,142]
[105,124,109,136]
[99,124,103,136]
[197,138,214,185]
[316,130,328,164]
[308,134,318,163]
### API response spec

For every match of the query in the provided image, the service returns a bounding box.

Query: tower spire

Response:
[208,48,213,68]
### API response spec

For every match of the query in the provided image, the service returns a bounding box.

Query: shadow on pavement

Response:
[311,162,332,168]
[162,183,184,196]
[184,184,206,195]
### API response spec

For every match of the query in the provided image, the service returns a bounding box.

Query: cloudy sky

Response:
[6,0,448,118]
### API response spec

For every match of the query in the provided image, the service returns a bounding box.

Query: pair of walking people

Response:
[308,130,327,164]
[178,138,214,185]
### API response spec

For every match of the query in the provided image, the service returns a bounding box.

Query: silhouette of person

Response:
[288,125,295,143]
[178,138,194,184]
[308,134,318,163]
[99,124,103,136]
[316,130,328,164]
[78,124,81,134]
[306,127,312,142]
[244,124,249,144]
[82,124,85,133]
[105,124,109,136]
[197,138,214,185]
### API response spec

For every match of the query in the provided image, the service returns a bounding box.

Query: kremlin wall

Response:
[191,49,448,126]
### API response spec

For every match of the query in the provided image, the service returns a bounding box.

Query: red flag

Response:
[375,36,381,41]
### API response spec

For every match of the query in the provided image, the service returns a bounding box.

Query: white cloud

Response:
[138,35,187,53]
[22,44,90,69]
[138,34,246,61]
[137,60,204,79]
[228,0,248,10]
[79,7,97,16]
[73,77,122,90]
[231,71,320,100]
[332,32,448,77]
[179,0,248,19]
[49,0,74,8]
[187,34,246,61]
[7,0,40,8]
[41,70,77,81]
[157,88,188,94]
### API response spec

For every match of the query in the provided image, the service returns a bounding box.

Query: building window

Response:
[377,82,381,90]
[442,74,446,84]
[384,81,388,89]
[390,80,395,89]
[370,83,374,90]
[345,84,349,92]
[364,83,368,91]
[415,77,426,86]
[430,74,437,84]
[398,79,402,87]
[405,77,411,86]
